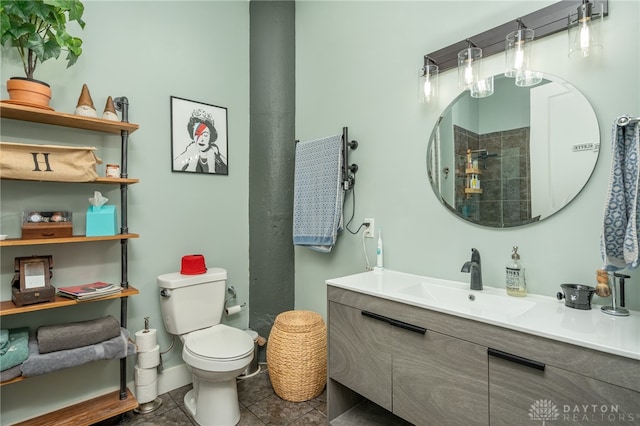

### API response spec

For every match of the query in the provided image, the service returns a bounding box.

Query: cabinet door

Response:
[489,353,640,426]
[394,327,489,426]
[328,301,393,411]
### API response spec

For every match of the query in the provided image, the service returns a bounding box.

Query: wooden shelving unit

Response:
[0,101,140,423]
[0,286,139,317]
[12,388,138,426]
[0,102,138,134]
[2,177,140,185]
[0,233,139,247]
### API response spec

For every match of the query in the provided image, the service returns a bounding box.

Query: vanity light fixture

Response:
[422,1,608,83]
[568,0,603,57]
[458,39,483,91]
[418,56,439,103]
[505,19,542,87]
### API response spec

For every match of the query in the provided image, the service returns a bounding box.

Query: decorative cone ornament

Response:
[102,96,119,121]
[75,84,97,117]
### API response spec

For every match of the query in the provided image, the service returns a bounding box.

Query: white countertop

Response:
[326,269,640,360]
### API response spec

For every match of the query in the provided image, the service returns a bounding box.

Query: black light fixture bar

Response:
[425,0,608,72]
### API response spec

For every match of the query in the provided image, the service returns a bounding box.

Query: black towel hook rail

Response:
[342,126,358,191]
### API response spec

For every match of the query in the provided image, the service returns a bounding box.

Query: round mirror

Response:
[427,73,600,228]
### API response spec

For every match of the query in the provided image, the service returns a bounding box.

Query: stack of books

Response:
[57,282,122,300]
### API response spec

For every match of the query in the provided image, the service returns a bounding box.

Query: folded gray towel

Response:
[37,315,121,354]
[0,364,22,382]
[22,328,135,377]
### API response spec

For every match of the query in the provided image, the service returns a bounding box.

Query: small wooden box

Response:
[22,211,72,239]
[11,275,56,307]
[21,222,73,239]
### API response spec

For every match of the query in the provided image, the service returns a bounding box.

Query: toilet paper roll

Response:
[136,345,160,368]
[135,328,158,353]
[225,305,242,316]
[136,380,158,404]
[135,364,158,386]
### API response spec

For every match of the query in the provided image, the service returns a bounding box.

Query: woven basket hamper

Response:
[266,310,327,402]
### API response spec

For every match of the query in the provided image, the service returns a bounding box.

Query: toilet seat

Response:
[183,324,254,372]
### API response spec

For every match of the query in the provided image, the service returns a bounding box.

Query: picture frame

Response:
[15,255,53,291]
[170,96,229,175]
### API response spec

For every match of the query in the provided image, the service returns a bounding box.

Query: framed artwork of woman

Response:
[171,96,229,175]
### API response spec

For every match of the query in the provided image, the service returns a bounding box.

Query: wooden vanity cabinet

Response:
[328,290,488,426]
[328,285,640,426]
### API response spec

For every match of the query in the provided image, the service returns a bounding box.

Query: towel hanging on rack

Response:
[601,115,640,271]
[293,134,343,252]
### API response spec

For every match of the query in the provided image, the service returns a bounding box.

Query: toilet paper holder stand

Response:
[134,316,163,415]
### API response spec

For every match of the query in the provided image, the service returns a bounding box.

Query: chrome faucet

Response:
[461,248,483,290]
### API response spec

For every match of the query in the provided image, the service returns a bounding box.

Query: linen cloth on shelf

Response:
[0,329,9,355]
[0,328,29,371]
[37,315,121,354]
[21,328,135,377]
[293,134,344,253]
[0,364,22,382]
[601,116,640,271]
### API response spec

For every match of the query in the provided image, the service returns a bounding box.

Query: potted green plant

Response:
[0,0,85,110]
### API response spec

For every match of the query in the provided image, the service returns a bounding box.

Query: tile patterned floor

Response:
[98,364,327,426]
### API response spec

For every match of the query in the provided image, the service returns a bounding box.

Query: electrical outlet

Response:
[364,218,375,238]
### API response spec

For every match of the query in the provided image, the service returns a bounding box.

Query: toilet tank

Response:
[157,267,227,335]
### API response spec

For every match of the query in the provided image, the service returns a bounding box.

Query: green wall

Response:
[0,1,249,423]
[294,0,640,316]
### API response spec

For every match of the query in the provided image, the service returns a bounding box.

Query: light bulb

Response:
[464,61,474,86]
[423,79,433,100]
[514,44,524,71]
[579,20,590,51]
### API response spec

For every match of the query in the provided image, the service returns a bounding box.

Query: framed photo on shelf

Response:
[15,255,53,291]
[170,96,229,175]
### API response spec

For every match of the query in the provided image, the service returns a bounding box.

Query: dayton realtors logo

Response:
[529,399,639,423]
[529,399,560,425]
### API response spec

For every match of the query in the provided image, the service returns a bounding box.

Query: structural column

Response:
[248,0,295,361]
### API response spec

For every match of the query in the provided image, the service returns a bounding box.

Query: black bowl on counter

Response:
[556,283,596,310]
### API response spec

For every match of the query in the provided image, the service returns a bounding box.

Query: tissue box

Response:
[86,205,117,237]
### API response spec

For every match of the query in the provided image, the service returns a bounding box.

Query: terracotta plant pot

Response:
[5,77,53,110]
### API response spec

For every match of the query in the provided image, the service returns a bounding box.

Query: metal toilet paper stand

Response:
[134,317,164,414]
[134,396,163,414]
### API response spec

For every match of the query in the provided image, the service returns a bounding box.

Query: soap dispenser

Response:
[506,246,526,297]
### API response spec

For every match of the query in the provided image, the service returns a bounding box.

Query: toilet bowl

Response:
[181,324,253,425]
[158,268,253,426]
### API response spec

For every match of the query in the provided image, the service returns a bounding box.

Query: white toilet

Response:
[158,267,254,426]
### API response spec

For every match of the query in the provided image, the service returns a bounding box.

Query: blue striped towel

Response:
[293,134,343,252]
[601,116,640,271]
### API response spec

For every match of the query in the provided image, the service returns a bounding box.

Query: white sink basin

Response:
[397,281,536,321]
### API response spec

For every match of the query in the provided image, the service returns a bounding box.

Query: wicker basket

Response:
[266,310,327,402]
